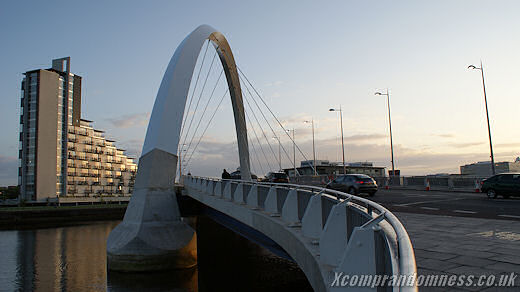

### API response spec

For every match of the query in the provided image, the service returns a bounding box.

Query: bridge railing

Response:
[183,176,417,292]
[291,174,485,192]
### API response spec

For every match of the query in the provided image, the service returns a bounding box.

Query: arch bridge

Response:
[107,25,417,292]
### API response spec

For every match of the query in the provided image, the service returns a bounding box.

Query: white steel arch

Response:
[143,24,251,180]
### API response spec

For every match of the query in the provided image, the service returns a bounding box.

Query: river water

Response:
[0,217,312,292]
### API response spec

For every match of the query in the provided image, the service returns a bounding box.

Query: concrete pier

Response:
[107,149,197,271]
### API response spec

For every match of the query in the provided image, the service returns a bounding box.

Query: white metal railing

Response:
[182,176,417,292]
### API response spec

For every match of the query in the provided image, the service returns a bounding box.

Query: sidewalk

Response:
[396,212,520,291]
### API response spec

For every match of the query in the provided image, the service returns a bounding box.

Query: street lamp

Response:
[468,61,496,175]
[178,147,187,183]
[329,107,346,174]
[304,119,317,176]
[272,136,282,171]
[178,145,187,179]
[375,90,396,179]
[286,129,297,177]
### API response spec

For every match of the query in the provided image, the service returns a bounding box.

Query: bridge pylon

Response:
[107,149,197,271]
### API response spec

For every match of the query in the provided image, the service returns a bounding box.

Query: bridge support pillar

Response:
[107,149,197,271]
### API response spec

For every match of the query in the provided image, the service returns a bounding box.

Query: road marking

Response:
[394,197,466,207]
[453,210,477,214]
[420,207,439,211]
[498,214,520,219]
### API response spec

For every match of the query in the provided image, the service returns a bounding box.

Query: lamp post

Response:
[468,61,496,175]
[375,90,395,179]
[304,119,317,176]
[286,129,297,176]
[272,136,282,171]
[178,147,187,182]
[329,107,346,174]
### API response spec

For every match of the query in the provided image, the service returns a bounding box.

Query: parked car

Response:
[229,170,258,180]
[480,173,520,199]
[327,174,378,196]
[265,172,289,183]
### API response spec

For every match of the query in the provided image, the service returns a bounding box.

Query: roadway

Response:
[366,189,520,221]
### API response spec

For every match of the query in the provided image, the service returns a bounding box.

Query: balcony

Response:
[84,141,93,145]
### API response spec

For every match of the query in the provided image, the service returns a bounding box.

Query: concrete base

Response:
[106,149,197,271]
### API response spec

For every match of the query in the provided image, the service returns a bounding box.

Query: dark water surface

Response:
[0,216,312,292]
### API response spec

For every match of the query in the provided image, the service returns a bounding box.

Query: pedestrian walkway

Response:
[396,212,520,291]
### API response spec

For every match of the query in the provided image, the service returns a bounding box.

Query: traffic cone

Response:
[474,180,480,193]
[425,179,430,191]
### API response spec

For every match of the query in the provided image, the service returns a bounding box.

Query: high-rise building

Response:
[18,58,136,202]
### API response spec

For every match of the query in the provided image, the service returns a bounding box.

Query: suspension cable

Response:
[182,89,229,169]
[180,50,218,154]
[243,106,269,174]
[240,80,279,166]
[179,40,210,148]
[239,73,294,170]
[243,102,273,171]
[182,69,224,157]
[237,66,315,175]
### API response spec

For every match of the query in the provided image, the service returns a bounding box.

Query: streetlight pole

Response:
[304,119,317,176]
[468,61,496,175]
[178,145,187,181]
[375,90,395,179]
[329,107,346,174]
[286,129,297,176]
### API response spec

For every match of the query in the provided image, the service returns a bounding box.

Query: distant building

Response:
[18,58,137,202]
[460,159,520,177]
[284,160,386,177]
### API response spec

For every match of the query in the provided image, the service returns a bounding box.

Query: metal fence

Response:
[290,174,487,192]
[184,176,417,292]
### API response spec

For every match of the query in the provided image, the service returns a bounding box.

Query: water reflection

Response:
[108,269,197,292]
[11,221,118,292]
[0,217,311,291]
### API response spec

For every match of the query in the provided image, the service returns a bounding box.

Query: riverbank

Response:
[0,204,127,229]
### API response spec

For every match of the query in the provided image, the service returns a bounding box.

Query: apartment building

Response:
[18,57,136,202]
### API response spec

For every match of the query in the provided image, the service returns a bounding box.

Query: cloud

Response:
[117,138,144,159]
[106,112,150,129]
[433,133,455,138]
[0,155,18,186]
[445,141,484,148]
[264,81,284,87]
[495,142,520,148]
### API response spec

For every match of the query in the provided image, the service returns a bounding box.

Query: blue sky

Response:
[1,1,519,184]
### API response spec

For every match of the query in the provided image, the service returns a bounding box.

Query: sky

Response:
[1,1,519,184]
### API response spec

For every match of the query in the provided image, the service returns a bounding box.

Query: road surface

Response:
[366,189,520,221]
